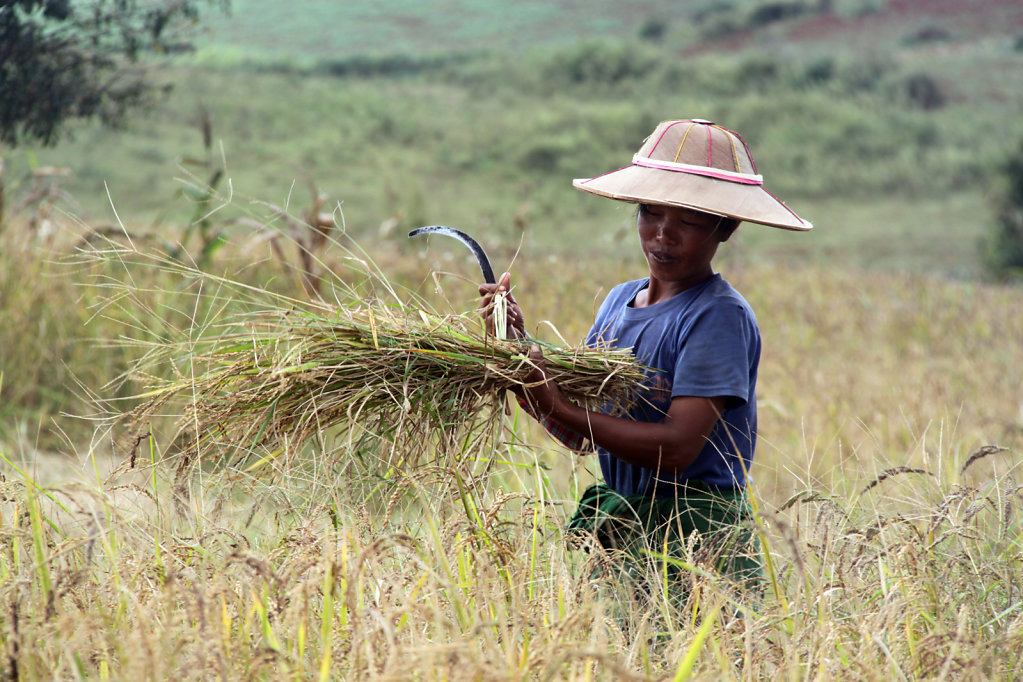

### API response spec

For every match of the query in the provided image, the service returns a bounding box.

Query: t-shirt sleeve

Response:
[670,301,755,407]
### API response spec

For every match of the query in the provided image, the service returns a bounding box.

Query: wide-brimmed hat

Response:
[573,119,812,231]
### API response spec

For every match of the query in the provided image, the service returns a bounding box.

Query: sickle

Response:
[407,225,497,284]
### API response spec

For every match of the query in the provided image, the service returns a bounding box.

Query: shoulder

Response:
[706,275,753,307]
[699,276,757,325]
[680,277,760,353]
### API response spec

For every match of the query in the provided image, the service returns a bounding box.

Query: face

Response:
[637,203,732,291]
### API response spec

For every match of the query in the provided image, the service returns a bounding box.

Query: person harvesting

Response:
[479,118,812,603]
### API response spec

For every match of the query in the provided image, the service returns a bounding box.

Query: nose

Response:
[654,218,676,243]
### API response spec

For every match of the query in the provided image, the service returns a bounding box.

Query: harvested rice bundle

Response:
[130,297,645,468]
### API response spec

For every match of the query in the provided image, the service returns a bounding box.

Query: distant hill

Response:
[702,0,1023,52]
[9,0,1023,279]
[198,0,694,61]
[199,0,1023,63]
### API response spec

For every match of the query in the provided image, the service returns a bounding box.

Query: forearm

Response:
[515,343,724,473]
[515,395,588,451]
[547,401,703,474]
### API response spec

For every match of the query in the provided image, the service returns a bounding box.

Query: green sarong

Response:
[566,482,763,594]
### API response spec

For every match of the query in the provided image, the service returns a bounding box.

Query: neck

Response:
[636,270,714,307]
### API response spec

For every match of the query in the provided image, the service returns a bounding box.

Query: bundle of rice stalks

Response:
[129,293,644,471]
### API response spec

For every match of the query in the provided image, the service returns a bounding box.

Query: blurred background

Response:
[6,0,1023,275]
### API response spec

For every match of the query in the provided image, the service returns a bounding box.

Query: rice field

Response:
[1,216,1021,679]
[4,0,1023,674]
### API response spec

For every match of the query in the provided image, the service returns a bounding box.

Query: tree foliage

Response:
[0,0,226,147]
[984,138,1023,279]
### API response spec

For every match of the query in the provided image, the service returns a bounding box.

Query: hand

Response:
[521,343,565,418]
[477,272,526,339]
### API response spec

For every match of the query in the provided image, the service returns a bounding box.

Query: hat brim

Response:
[573,164,812,231]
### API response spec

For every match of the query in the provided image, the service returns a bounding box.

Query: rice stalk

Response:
[104,243,645,475]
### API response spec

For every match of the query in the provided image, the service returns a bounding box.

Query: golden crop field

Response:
[1,218,1020,679]
[3,0,1023,678]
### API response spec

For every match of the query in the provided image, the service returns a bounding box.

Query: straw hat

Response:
[573,119,812,231]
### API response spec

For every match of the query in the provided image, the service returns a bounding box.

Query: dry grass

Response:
[2,221,1022,679]
[73,238,644,495]
[1,437,1020,680]
[122,273,643,476]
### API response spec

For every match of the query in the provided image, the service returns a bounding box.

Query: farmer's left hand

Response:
[478,272,526,339]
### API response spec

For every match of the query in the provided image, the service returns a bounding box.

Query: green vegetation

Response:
[0,0,227,147]
[1,438,1020,678]
[984,136,1023,279]
[8,34,1023,275]
[198,0,696,61]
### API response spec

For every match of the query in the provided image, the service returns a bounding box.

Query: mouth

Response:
[648,251,678,264]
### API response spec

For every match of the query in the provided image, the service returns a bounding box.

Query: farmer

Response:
[478,119,811,603]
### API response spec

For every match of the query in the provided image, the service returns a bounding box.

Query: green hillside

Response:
[6,0,1023,277]
[197,0,704,62]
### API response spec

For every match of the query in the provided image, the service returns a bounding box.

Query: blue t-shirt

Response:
[585,274,760,494]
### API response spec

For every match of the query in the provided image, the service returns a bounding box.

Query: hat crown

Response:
[638,120,758,176]
[572,116,812,230]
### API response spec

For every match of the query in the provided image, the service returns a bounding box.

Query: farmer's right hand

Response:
[478,272,526,339]
[521,342,565,418]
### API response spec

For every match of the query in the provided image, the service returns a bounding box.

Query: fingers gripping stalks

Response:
[522,342,561,418]
[478,272,525,342]
[493,288,508,340]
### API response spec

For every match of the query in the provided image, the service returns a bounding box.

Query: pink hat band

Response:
[631,154,764,186]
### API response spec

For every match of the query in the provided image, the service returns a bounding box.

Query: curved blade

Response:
[408,225,496,284]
